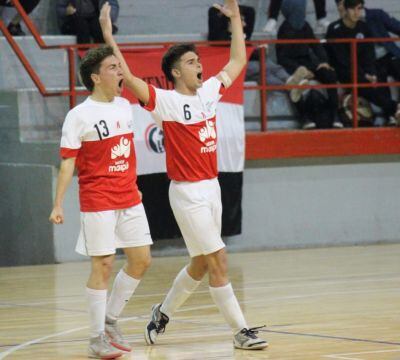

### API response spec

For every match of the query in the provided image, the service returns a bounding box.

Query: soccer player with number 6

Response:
[100,0,268,350]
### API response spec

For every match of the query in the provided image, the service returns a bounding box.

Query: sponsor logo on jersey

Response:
[199,119,217,154]
[145,124,165,154]
[109,137,131,173]
[111,137,131,159]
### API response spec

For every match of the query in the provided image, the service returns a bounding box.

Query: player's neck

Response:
[91,88,115,103]
[343,16,357,29]
[174,82,197,96]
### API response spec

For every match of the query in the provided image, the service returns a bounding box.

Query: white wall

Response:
[54,157,400,262]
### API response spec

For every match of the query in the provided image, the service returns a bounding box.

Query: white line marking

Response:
[1,275,399,308]
[0,316,138,359]
[324,349,400,359]
[1,275,398,357]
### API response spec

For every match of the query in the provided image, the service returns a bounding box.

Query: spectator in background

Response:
[208,4,306,103]
[336,0,400,101]
[56,0,119,44]
[327,0,400,126]
[0,0,41,36]
[276,0,343,129]
[263,0,329,35]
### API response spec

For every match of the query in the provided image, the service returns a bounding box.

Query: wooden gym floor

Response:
[0,243,399,359]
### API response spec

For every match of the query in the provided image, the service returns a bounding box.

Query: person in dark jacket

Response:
[276,0,342,129]
[56,0,119,44]
[328,0,400,126]
[336,0,400,100]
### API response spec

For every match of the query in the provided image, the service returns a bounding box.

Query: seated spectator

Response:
[327,0,400,126]
[336,0,400,102]
[262,0,329,35]
[276,0,343,129]
[208,5,306,101]
[0,0,40,36]
[56,0,119,44]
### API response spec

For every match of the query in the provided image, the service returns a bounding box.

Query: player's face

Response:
[346,4,363,23]
[96,55,124,96]
[176,51,203,90]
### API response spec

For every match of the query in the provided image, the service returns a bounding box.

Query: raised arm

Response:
[214,0,247,85]
[99,2,150,104]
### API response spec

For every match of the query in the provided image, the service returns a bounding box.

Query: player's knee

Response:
[101,259,114,279]
[127,254,152,276]
[189,263,208,279]
[208,260,227,278]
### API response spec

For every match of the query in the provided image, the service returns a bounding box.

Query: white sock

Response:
[209,283,248,334]
[86,287,107,338]
[106,269,140,321]
[160,266,201,318]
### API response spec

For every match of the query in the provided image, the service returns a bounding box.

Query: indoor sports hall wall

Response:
[1,0,400,266]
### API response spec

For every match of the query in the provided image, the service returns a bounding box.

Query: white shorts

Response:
[76,203,153,257]
[169,178,225,258]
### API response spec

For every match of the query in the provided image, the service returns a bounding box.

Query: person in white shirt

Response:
[49,45,153,359]
[99,0,268,351]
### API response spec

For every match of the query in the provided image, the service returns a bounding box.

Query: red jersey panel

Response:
[142,77,225,182]
[60,97,141,212]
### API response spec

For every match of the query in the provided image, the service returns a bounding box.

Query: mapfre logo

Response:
[199,119,217,154]
[111,137,131,159]
[145,124,165,154]
[109,137,131,173]
[198,120,216,142]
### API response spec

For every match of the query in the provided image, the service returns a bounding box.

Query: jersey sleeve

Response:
[202,76,226,103]
[60,110,83,158]
[140,84,172,122]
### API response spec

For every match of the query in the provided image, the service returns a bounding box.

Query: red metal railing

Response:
[1,0,400,159]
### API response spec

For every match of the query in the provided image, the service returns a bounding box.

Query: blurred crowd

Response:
[1,0,400,128]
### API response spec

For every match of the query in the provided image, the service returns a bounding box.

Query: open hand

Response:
[99,2,113,37]
[213,0,240,19]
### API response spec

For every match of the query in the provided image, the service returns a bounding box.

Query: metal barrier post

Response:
[351,40,359,128]
[259,47,268,131]
[68,48,77,109]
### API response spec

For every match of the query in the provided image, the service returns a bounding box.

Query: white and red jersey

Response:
[60,96,141,212]
[142,76,226,182]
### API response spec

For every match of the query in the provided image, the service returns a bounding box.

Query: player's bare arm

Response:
[214,0,247,85]
[49,157,76,224]
[99,2,150,104]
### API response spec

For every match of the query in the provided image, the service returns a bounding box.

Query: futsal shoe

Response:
[144,303,170,345]
[314,17,330,34]
[105,317,132,352]
[262,18,277,35]
[88,332,123,359]
[233,327,268,350]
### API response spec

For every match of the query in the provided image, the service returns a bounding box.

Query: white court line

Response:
[0,316,138,359]
[2,275,399,308]
[1,286,398,357]
[324,349,400,359]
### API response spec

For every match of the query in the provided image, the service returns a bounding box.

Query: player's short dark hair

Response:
[79,46,115,92]
[344,0,364,9]
[162,43,198,83]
